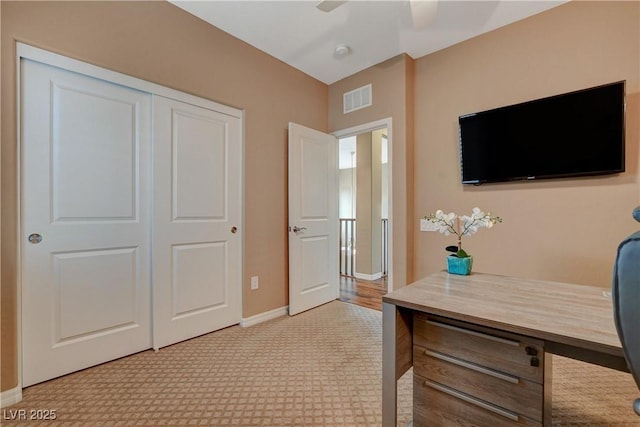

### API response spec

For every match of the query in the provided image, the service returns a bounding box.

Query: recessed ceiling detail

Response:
[171,1,567,84]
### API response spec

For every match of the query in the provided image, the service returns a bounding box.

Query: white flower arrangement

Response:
[424,207,502,258]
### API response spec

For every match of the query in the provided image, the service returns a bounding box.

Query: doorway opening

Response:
[337,124,390,308]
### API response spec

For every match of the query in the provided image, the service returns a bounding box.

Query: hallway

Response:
[339,276,387,311]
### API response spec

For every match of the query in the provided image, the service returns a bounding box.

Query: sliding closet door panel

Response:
[153,96,242,349]
[21,59,152,387]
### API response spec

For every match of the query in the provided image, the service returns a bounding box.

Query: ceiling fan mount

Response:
[315,0,438,31]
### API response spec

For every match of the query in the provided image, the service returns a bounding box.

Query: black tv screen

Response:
[459,81,625,184]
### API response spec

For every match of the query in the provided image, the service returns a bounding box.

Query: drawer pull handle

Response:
[425,320,519,347]
[423,379,520,422]
[424,349,520,384]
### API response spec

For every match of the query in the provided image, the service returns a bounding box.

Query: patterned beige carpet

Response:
[3,301,639,426]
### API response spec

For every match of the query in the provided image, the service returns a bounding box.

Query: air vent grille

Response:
[343,84,372,114]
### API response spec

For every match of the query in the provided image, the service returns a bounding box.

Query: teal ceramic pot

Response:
[447,255,473,275]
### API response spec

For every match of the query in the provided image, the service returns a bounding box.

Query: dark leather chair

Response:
[612,206,640,415]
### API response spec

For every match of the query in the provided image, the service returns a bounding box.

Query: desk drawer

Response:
[413,374,541,427]
[413,345,543,422]
[414,314,544,383]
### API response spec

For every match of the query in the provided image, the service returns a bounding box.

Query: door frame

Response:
[15,42,244,394]
[333,118,393,293]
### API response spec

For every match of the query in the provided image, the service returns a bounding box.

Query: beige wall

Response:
[0,1,327,391]
[355,131,383,276]
[370,129,384,275]
[356,132,374,275]
[329,54,416,289]
[413,1,640,285]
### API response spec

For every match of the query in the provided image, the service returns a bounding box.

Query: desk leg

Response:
[383,303,413,427]
[543,352,553,426]
[382,303,398,427]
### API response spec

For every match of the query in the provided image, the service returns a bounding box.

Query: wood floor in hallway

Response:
[339,276,387,311]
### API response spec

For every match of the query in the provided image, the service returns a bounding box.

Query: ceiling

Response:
[171,0,567,85]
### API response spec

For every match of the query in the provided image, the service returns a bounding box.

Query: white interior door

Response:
[152,96,242,349]
[21,59,152,387]
[288,123,339,315]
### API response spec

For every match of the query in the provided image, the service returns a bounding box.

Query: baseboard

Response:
[240,306,288,327]
[0,386,22,408]
[354,272,383,281]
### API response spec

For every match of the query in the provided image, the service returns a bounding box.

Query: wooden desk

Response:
[382,271,628,426]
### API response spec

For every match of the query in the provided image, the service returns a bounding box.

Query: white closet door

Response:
[152,96,242,349]
[21,59,152,387]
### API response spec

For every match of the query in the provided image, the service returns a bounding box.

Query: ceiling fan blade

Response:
[316,0,347,13]
[410,0,438,31]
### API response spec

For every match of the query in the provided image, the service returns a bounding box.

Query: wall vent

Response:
[343,84,372,114]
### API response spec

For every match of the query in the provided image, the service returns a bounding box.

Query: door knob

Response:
[231,226,238,234]
[28,233,43,244]
[293,226,307,233]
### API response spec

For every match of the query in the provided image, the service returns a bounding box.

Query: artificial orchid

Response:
[425,207,502,257]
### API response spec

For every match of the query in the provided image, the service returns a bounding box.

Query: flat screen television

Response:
[458,81,626,184]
